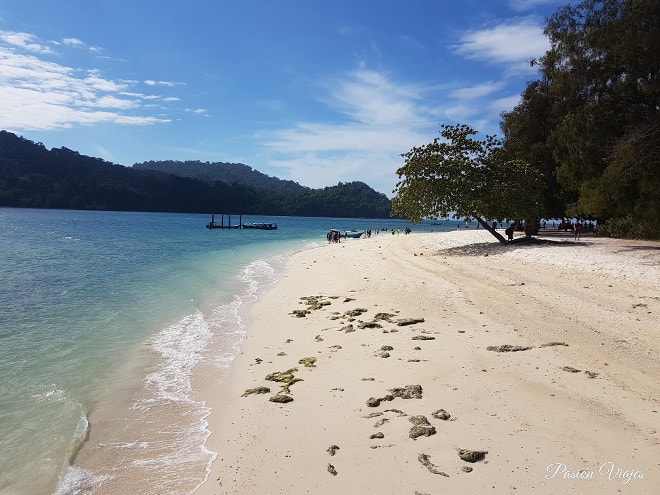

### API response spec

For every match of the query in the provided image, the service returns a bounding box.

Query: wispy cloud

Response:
[0,30,176,131]
[261,68,442,193]
[261,19,548,189]
[144,80,184,87]
[508,0,560,13]
[452,18,549,73]
[489,93,523,113]
[449,81,505,100]
[54,36,101,54]
[262,62,525,194]
[61,37,85,48]
[323,69,429,126]
[0,30,52,54]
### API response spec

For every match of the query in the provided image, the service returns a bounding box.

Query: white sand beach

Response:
[196,230,660,494]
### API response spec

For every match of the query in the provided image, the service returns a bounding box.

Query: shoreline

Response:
[197,230,659,494]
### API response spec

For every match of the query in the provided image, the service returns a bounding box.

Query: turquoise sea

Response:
[0,208,453,495]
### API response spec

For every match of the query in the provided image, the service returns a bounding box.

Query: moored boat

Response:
[241,222,278,230]
[206,214,277,230]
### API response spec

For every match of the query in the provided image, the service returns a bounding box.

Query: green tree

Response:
[502,0,659,238]
[500,80,573,219]
[392,124,545,244]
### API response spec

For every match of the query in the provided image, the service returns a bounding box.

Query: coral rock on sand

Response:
[298,357,317,367]
[457,448,488,462]
[409,416,436,439]
[396,317,425,326]
[269,394,294,403]
[344,308,368,317]
[486,344,533,352]
[327,445,340,456]
[359,322,383,330]
[418,453,449,476]
[265,368,301,385]
[539,341,569,347]
[432,409,451,420]
[241,386,271,397]
[390,384,423,399]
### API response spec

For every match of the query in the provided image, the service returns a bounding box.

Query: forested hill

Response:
[0,131,393,218]
[133,160,306,195]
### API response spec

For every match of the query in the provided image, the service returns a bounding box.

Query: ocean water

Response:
[0,208,451,495]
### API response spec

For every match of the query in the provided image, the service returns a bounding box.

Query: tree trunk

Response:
[476,216,508,245]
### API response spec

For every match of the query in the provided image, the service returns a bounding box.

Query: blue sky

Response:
[0,0,570,196]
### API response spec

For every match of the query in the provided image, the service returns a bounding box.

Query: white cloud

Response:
[489,93,523,114]
[144,80,183,87]
[0,34,176,131]
[260,65,525,194]
[449,81,505,100]
[0,30,52,54]
[92,143,118,163]
[84,74,128,92]
[453,18,549,72]
[95,95,139,110]
[62,37,86,48]
[325,69,427,126]
[508,0,561,13]
[261,68,441,194]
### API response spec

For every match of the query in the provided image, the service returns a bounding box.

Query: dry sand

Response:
[196,230,659,495]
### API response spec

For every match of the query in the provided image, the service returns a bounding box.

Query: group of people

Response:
[503,221,538,241]
[326,229,343,243]
[326,227,411,243]
[501,219,596,241]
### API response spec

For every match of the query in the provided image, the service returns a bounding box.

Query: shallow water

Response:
[0,208,450,494]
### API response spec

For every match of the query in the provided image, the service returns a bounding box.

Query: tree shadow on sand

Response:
[435,237,588,257]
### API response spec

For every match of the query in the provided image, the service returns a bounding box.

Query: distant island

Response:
[0,131,393,218]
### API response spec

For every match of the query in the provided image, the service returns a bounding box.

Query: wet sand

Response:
[197,230,660,494]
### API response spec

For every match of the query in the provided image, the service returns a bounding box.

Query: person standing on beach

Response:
[573,221,582,240]
[505,224,514,241]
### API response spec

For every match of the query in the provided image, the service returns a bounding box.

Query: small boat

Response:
[343,230,364,239]
[241,222,278,230]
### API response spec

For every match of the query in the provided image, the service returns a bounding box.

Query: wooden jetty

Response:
[206,214,241,229]
[206,214,277,230]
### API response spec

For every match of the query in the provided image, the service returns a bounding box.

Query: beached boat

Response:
[326,229,367,242]
[241,222,278,230]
